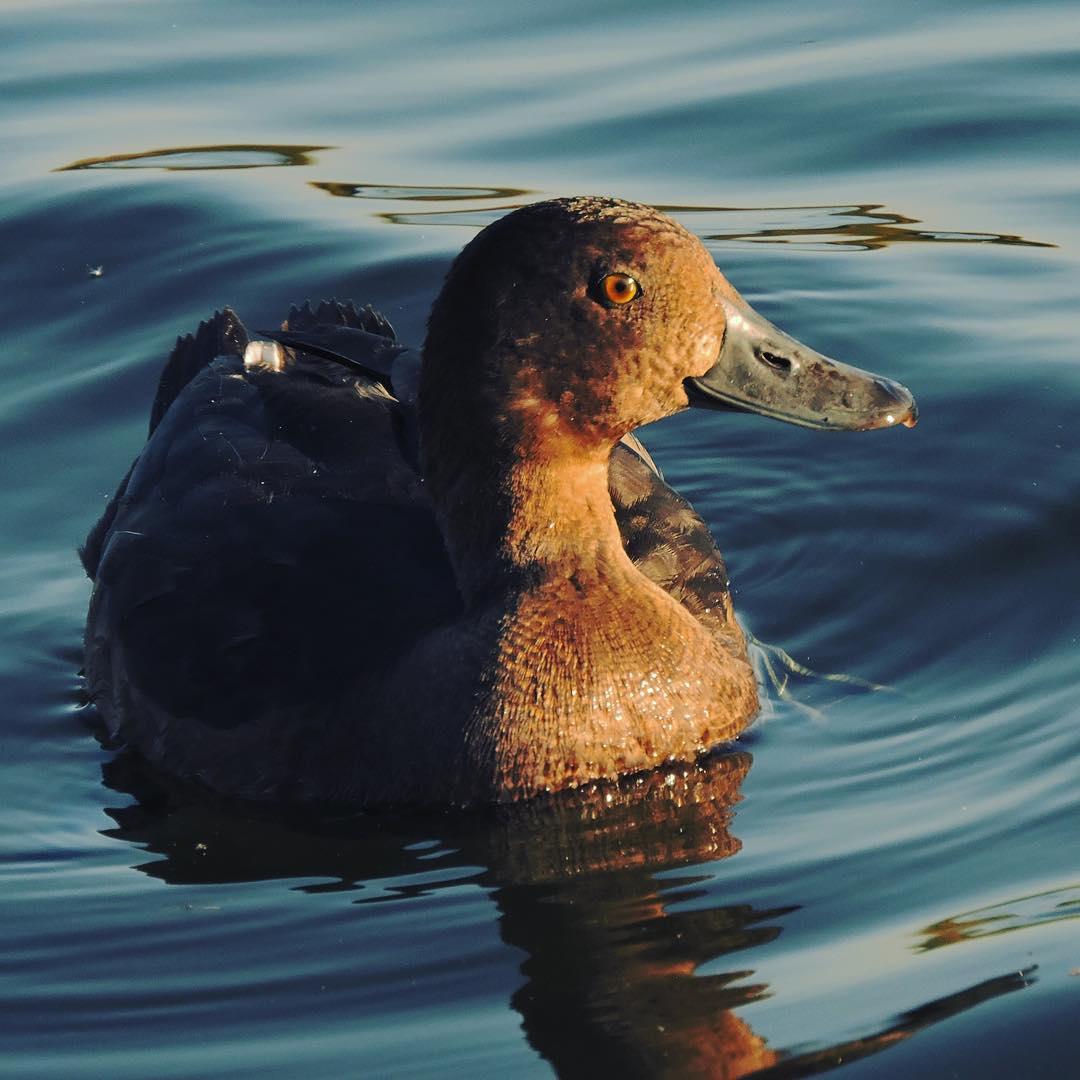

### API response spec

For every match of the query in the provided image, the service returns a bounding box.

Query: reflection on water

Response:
[917,885,1080,953]
[311,181,531,201]
[676,204,1055,252]
[752,970,1034,1080]
[55,143,1054,251]
[100,752,1033,1078]
[318,191,1052,250]
[57,144,333,171]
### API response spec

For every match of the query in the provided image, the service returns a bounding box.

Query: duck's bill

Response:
[686,297,917,431]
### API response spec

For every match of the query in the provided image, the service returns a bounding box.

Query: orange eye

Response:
[596,272,641,306]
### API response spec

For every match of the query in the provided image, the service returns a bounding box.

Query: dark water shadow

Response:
[98,750,1033,1078]
[56,144,333,172]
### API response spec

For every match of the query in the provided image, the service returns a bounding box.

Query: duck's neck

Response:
[429,440,631,604]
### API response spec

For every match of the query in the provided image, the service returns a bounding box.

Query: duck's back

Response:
[83,308,459,754]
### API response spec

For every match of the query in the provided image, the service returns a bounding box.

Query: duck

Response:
[81,196,916,806]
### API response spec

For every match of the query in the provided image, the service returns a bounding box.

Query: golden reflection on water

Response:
[679,203,1056,251]
[317,189,1053,251]
[311,181,531,202]
[917,884,1080,953]
[98,750,1033,1077]
[51,144,1054,250]
[56,144,333,171]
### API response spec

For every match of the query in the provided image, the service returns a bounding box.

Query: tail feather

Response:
[283,299,395,339]
[149,307,249,434]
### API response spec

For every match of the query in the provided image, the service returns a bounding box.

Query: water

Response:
[2,1,1078,1076]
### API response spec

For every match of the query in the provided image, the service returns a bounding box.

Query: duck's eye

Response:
[594,272,642,307]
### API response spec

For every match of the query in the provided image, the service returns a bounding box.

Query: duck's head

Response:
[420,196,916,467]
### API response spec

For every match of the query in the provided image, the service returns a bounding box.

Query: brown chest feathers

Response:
[465,572,757,800]
[371,518,757,805]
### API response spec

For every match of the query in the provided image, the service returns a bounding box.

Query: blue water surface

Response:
[2,1,1078,1077]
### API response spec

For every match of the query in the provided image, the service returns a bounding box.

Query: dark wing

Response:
[609,439,739,639]
[82,307,252,579]
[84,305,459,743]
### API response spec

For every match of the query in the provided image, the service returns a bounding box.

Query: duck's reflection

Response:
[99,751,1030,1078]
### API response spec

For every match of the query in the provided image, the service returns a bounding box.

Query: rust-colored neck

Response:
[432,440,632,604]
[418,348,633,604]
